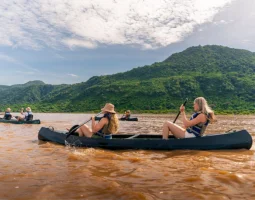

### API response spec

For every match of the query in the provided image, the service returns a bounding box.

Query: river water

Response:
[0,113,254,200]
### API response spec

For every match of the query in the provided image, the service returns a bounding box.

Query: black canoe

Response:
[0,119,41,124]
[119,117,138,121]
[38,127,253,150]
[95,116,138,121]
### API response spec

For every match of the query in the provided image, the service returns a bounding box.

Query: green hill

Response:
[1,45,255,114]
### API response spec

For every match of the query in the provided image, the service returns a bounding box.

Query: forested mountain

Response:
[1,45,255,114]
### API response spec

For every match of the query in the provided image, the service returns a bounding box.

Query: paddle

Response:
[173,98,188,123]
[65,112,103,139]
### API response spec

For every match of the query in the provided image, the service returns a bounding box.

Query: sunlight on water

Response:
[0,113,254,199]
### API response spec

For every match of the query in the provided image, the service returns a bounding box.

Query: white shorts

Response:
[185,131,196,138]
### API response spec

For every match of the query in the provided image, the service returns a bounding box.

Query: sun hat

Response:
[26,107,32,112]
[101,103,116,114]
[6,108,11,112]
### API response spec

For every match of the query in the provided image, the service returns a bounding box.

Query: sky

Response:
[0,0,254,85]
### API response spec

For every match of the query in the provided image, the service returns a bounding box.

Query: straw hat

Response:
[101,103,116,114]
[6,108,11,112]
[26,107,32,112]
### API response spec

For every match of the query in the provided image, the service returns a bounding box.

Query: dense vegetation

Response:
[1,45,255,114]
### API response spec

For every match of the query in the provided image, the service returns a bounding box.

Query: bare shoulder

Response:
[198,113,207,123]
[99,117,109,124]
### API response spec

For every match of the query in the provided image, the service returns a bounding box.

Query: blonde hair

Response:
[108,113,119,133]
[194,97,216,123]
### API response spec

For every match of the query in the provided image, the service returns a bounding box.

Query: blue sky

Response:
[0,0,254,85]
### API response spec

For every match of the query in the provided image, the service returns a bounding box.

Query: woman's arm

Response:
[91,117,108,133]
[180,105,207,128]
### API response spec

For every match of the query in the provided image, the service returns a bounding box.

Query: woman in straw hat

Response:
[16,107,33,121]
[76,103,119,138]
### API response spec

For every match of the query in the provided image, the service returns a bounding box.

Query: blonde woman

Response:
[162,97,216,139]
[77,103,119,139]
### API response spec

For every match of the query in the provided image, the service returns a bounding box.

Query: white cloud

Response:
[55,53,65,59]
[242,39,251,43]
[0,0,233,50]
[63,38,97,49]
[0,52,39,72]
[0,53,17,63]
[213,19,234,25]
[25,67,40,72]
[67,73,78,77]
[15,71,35,75]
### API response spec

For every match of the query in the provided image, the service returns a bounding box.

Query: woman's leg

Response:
[162,121,186,139]
[17,116,24,121]
[77,124,93,137]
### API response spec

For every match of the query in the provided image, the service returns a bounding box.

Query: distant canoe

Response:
[38,127,252,150]
[0,119,41,124]
[119,117,138,121]
[95,116,138,121]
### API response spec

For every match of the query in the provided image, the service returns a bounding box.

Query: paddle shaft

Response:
[173,98,188,123]
[66,112,102,139]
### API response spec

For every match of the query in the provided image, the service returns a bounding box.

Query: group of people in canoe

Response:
[0,107,34,121]
[73,96,216,139]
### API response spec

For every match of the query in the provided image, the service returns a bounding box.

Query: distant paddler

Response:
[121,110,131,120]
[0,108,13,120]
[16,107,34,121]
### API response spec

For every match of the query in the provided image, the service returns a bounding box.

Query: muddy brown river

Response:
[0,113,254,200]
